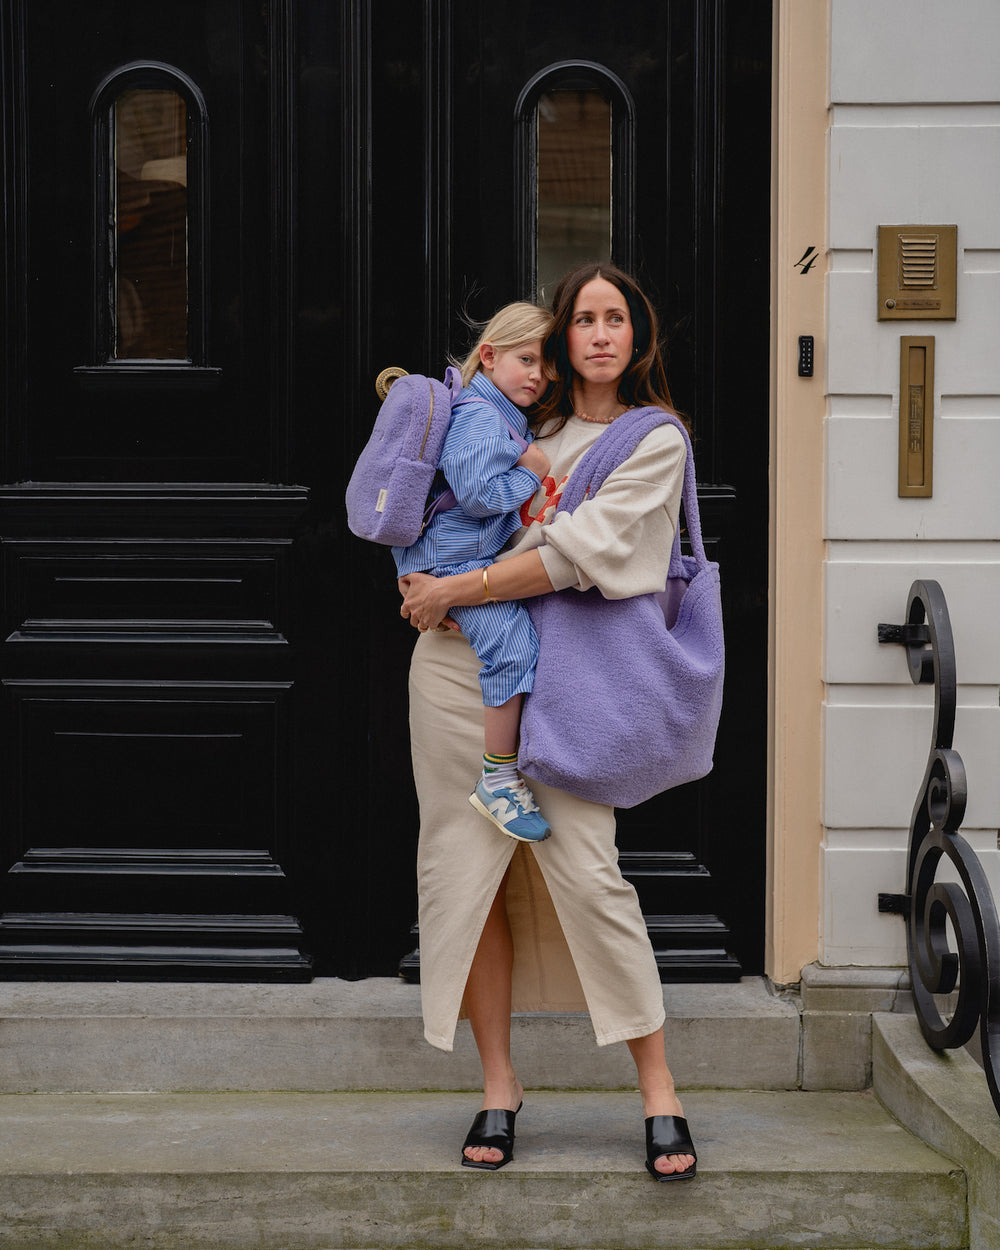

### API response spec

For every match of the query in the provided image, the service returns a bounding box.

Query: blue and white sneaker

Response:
[469,777,551,843]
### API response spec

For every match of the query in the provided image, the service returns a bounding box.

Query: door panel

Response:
[357,0,772,980]
[12,4,274,483]
[0,0,312,978]
[1,0,770,981]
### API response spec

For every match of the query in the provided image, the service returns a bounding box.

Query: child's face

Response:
[482,340,546,408]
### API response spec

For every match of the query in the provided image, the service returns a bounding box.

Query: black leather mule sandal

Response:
[644,1114,698,1181]
[460,1101,523,1170]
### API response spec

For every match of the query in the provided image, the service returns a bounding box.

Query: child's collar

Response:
[468,371,524,427]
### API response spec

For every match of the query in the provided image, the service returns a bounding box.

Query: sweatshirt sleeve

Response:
[535,423,687,598]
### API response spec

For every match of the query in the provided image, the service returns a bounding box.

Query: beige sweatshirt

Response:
[500,414,687,599]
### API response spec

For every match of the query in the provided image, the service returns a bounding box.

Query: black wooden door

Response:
[0,0,770,982]
[342,0,773,981]
[0,0,314,978]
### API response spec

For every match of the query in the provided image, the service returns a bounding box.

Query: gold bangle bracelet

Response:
[482,567,492,603]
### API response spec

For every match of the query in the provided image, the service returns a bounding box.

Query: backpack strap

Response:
[554,407,708,575]
[444,365,463,400]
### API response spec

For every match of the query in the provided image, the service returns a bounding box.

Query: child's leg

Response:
[484,694,523,759]
[449,596,549,840]
[447,598,535,779]
[481,695,523,792]
[475,694,549,840]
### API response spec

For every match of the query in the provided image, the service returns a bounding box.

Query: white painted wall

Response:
[823,0,1000,966]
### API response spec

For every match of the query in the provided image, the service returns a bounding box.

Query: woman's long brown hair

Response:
[533,262,685,436]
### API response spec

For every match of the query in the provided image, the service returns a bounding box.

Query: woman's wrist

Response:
[454,567,489,606]
[428,568,488,611]
[472,552,554,604]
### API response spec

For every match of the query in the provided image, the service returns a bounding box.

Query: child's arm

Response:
[445,443,541,517]
[441,401,542,518]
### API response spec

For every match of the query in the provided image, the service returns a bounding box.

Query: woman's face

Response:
[565,276,634,387]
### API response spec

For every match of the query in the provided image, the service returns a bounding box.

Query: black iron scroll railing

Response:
[878,579,1000,1117]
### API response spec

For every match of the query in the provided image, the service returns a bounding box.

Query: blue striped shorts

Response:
[435,559,538,707]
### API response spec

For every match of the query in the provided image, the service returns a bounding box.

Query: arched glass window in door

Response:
[516,62,635,302]
[536,89,612,298]
[81,62,212,382]
[112,87,189,359]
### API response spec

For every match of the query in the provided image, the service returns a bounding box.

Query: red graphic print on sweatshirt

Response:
[520,475,567,527]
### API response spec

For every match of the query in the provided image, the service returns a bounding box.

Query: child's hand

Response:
[517,441,550,480]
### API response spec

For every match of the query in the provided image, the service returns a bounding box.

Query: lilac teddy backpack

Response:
[517,408,725,808]
[345,366,528,548]
[345,367,464,548]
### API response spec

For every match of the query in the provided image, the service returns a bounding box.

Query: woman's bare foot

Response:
[462,1076,524,1166]
[642,1089,695,1176]
[626,1030,695,1177]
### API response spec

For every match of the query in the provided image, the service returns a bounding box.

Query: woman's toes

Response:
[654,1152,694,1175]
[464,1145,503,1165]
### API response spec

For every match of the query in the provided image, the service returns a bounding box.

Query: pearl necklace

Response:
[572,405,634,425]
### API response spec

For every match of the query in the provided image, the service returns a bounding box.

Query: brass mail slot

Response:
[878,225,957,321]
[898,336,934,498]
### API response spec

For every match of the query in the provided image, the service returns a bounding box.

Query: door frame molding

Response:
[767,0,829,984]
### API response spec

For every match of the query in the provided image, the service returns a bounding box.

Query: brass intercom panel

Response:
[878,225,957,320]
[898,336,934,497]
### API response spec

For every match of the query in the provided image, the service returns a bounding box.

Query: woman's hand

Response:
[399,551,554,632]
[398,573,460,633]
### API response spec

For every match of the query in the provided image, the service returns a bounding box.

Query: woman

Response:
[399,263,697,1181]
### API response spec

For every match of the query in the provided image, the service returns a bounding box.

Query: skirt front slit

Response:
[409,627,665,1052]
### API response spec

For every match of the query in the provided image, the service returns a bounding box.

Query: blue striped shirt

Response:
[393,373,541,575]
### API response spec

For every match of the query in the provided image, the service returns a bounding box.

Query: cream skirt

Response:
[409,627,665,1051]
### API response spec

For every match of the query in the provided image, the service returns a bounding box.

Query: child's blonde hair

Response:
[456,301,553,388]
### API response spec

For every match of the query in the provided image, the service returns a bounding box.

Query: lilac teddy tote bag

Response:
[517,408,725,809]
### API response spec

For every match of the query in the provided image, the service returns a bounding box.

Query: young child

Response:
[394,303,553,842]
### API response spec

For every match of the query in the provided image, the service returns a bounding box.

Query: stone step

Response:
[873,1012,1000,1249]
[0,976,800,1093]
[0,1088,965,1250]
